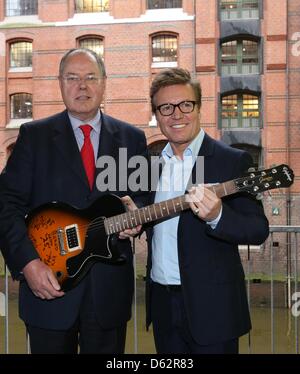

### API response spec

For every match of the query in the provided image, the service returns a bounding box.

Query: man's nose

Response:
[172,105,183,118]
[79,78,88,88]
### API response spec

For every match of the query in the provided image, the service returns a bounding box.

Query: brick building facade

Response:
[0,0,299,276]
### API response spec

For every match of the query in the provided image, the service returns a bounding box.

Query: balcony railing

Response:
[221,63,259,75]
[222,116,260,129]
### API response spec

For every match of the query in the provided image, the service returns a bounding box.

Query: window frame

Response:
[146,0,182,9]
[9,39,33,70]
[220,91,261,129]
[78,36,104,58]
[219,0,260,20]
[151,32,178,68]
[10,93,33,120]
[74,0,109,13]
[220,38,260,76]
[5,0,38,16]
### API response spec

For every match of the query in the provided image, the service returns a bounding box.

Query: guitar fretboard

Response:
[104,180,237,235]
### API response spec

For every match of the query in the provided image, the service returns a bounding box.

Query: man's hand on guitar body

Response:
[118,195,142,239]
[22,259,65,300]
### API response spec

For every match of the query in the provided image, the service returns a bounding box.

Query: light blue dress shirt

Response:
[151,129,222,285]
[68,110,101,162]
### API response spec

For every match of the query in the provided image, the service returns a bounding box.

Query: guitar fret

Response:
[160,202,167,217]
[142,207,147,223]
[179,197,184,210]
[122,213,129,230]
[130,212,137,228]
[165,201,170,215]
[158,202,163,218]
[171,198,176,213]
[108,218,114,235]
[144,207,151,223]
[113,215,119,232]
[137,208,142,226]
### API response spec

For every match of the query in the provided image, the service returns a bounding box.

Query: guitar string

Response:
[30,175,267,247]
[30,203,180,247]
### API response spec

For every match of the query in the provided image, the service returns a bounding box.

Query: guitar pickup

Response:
[65,224,82,252]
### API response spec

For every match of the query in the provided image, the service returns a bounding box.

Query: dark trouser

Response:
[151,282,239,354]
[26,286,127,354]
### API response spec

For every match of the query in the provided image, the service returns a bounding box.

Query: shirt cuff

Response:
[206,205,223,230]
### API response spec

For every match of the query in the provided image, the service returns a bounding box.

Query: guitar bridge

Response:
[65,224,82,252]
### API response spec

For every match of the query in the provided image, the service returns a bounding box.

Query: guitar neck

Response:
[104,180,237,235]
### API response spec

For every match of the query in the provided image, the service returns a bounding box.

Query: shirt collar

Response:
[161,128,205,161]
[68,110,101,134]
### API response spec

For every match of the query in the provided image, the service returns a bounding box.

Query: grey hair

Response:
[59,48,106,78]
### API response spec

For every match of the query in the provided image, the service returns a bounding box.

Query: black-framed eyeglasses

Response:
[156,100,197,116]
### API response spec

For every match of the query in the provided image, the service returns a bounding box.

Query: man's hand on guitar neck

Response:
[188,184,222,222]
[22,259,65,300]
[118,195,142,239]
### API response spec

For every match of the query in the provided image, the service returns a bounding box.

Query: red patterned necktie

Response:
[79,125,95,190]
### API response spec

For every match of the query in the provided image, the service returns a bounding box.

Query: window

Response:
[221,39,259,75]
[6,0,38,16]
[152,34,178,66]
[11,93,32,119]
[79,38,104,58]
[10,41,32,68]
[147,0,182,9]
[75,0,109,13]
[221,93,260,128]
[220,0,259,20]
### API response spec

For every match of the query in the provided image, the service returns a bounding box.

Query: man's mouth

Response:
[171,123,187,129]
[76,95,90,101]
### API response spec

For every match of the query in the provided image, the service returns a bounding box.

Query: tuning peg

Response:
[256,193,263,200]
[248,167,256,172]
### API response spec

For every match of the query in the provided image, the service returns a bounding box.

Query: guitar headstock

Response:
[235,164,294,195]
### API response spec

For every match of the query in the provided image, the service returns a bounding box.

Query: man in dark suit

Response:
[145,68,269,354]
[0,48,147,353]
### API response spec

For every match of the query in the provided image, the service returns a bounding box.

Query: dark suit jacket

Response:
[0,110,148,330]
[145,133,269,345]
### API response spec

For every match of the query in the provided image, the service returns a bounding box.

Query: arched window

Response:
[220,0,259,20]
[10,41,32,68]
[6,0,38,16]
[10,93,32,119]
[79,37,104,58]
[147,0,182,9]
[152,34,178,67]
[221,39,259,75]
[75,0,109,13]
[221,92,260,128]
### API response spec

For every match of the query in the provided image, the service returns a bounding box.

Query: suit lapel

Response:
[52,111,89,189]
[190,132,216,184]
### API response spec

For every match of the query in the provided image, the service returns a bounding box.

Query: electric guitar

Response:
[26,164,294,291]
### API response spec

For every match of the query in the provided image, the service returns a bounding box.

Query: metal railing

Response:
[1,228,300,354]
